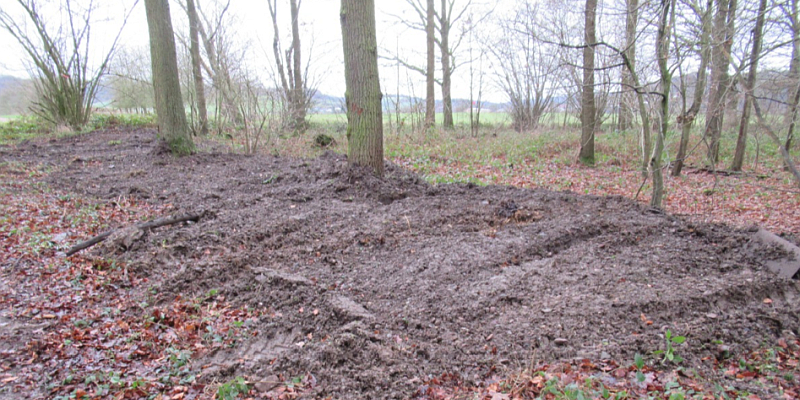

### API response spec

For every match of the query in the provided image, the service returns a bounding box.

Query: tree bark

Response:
[652,0,675,209]
[704,0,737,166]
[290,0,307,132]
[186,0,208,136]
[425,0,436,129]
[579,0,598,165]
[730,0,767,171]
[785,0,799,151]
[145,0,193,155]
[673,0,714,176]
[268,0,291,116]
[618,0,638,132]
[341,0,384,176]
[440,0,453,129]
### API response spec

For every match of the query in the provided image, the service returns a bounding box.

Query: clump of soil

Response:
[4,128,800,399]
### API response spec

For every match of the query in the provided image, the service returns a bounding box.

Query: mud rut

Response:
[5,128,800,399]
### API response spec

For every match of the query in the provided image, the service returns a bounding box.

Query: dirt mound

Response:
[5,128,800,399]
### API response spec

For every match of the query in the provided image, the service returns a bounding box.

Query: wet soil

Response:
[3,128,800,399]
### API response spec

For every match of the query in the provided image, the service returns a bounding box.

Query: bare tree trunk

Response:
[145,0,193,155]
[786,0,799,151]
[268,0,290,97]
[704,0,737,166]
[425,0,436,129]
[290,0,307,132]
[579,0,598,165]
[440,0,453,129]
[731,0,767,171]
[194,4,241,126]
[469,31,475,136]
[341,0,384,176]
[618,0,638,132]
[186,0,208,136]
[652,0,675,209]
[673,0,714,176]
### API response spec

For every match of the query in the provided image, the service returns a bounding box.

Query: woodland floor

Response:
[0,127,799,399]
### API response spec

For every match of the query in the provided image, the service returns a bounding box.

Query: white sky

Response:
[0,0,510,102]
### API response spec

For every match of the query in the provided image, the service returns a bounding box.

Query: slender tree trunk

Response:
[618,0,638,132]
[145,0,193,155]
[673,0,714,176]
[469,34,475,136]
[652,0,675,209]
[704,0,737,166]
[440,0,453,129]
[268,0,291,125]
[786,0,799,150]
[425,0,436,129]
[195,12,240,126]
[341,0,384,176]
[290,0,306,132]
[579,0,598,165]
[731,0,767,171]
[186,0,208,136]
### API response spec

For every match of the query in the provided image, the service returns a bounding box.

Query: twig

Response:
[66,213,202,256]
[634,174,648,201]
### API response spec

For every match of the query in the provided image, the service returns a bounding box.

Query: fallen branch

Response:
[66,213,202,256]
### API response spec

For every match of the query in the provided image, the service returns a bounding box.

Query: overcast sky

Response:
[0,0,508,102]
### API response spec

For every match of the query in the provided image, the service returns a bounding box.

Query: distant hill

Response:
[0,75,118,115]
[0,75,25,92]
[311,91,510,114]
[0,76,36,116]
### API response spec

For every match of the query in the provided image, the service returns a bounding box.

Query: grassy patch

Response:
[89,113,157,131]
[0,116,50,145]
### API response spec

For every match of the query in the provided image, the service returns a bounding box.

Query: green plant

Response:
[541,378,591,400]
[654,330,686,364]
[664,381,691,400]
[216,376,249,400]
[634,353,646,383]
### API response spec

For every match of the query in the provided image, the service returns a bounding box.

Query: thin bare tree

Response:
[672,0,714,176]
[730,0,768,171]
[491,2,559,132]
[267,0,313,133]
[186,0,208,136]
[579,0,598,165]
[783,0,799,150]
[0,0,136,130]
[618,0,639,132]
[704,0,738,166]
[425,0,436,129]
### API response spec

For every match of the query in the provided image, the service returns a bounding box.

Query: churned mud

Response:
[3,128,799,399]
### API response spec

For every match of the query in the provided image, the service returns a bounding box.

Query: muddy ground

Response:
[3,127,800,399]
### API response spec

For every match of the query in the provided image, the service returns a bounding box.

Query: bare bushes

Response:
[0,1,133,130]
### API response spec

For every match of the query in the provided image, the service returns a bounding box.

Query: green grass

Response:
[89,113,157,130]
[0,116,51,145]
[0,113,158,146]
